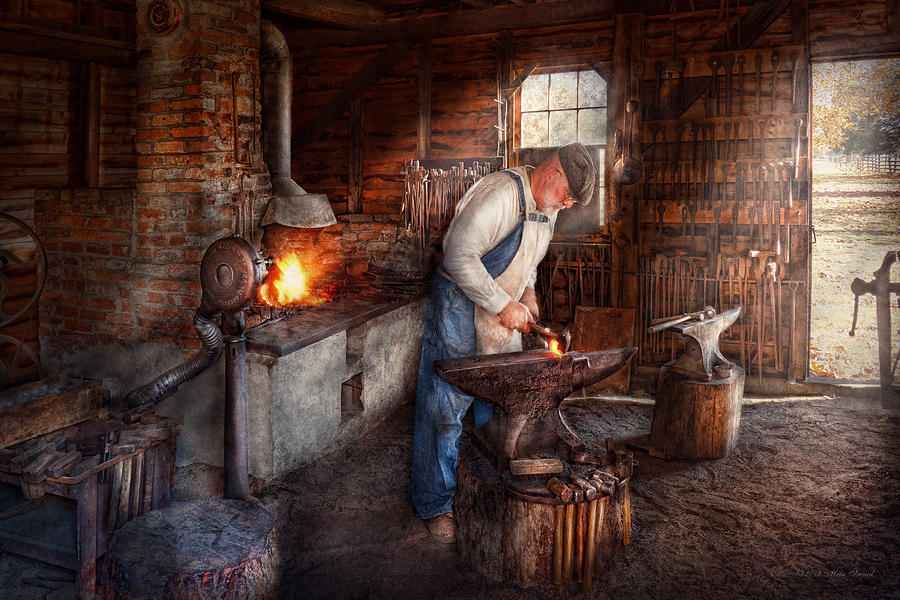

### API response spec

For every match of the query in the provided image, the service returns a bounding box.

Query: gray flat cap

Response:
[558,143,596,206]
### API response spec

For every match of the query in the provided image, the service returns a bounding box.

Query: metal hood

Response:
[259,19,336,228]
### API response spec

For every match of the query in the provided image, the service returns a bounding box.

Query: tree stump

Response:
[102,499,279,599]
[455,435,623,594]
[650,364,745,459]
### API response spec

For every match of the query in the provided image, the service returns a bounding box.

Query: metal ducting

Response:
[259,19,336,229]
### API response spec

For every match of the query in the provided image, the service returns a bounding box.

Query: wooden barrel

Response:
[455,436,623,594]
[650,363,745,459]
[102,499,279,599]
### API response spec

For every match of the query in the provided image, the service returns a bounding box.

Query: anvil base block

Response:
[473,412,580,472]
[650,363,745,459]
[454,434,626,593]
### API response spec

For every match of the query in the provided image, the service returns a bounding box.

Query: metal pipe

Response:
[122,310,222,407]
[260,19,336,228]
[223,310,252,501]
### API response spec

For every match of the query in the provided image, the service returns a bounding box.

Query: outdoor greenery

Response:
[812,58,900,156]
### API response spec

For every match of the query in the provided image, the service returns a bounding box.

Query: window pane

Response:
[578,70,606,107]
[577,108,606,145]
[522,112,548,147]
[549,72,577,110]
[549,110,576,146]
[521,73,548,111]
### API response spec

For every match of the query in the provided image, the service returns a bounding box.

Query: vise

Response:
[434,347,636,470]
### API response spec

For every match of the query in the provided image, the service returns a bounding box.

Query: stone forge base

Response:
[101,499,278,599]
[455,437,625,594]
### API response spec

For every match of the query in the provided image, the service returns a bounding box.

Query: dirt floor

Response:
[2,389,898,599]
[810,159,900,381]
[255,392,898,600]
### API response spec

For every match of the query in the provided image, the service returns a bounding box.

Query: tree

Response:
[812,58,900,155]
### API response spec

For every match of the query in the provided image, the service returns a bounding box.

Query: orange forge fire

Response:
[548,338,564,357]
[258,252,333,308]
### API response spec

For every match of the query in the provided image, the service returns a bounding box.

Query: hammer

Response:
[529,322,571,353]
[648,306,717,333]
[547,477,570,585]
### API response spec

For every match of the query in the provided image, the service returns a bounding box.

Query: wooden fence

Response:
[829,154,900,173]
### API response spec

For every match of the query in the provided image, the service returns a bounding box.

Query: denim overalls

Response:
[411,169,550,520]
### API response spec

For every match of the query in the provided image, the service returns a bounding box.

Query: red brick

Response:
[171,125,214,138]
[168,181,202,193]
[155,141,185,153]
[168,98,204,111]
[150,279,181,292]
[151,113,183,127]
[91,298,117,311]
[85,217,112,229]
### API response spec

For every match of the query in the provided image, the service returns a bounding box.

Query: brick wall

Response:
[34,0,270,356]
[36,187,137,345]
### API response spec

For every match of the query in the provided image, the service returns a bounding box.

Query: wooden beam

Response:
[462,0,494,9]
[503,62,538,98]
[417,41,432,159]
[654,0,791,121]
[292,40,412,153]
[284,0,616,48]
[810,33,900,61]
[348,98,364,213]
[587,60,613,83]
[0,23,134,66]
[82,62,101,188]
[262,0,384,30]
[888,0,900,35]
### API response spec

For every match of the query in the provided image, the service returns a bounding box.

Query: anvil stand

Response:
[434,347,637,593]
[646,307,746,459]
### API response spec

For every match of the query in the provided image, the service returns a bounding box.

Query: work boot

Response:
[425,512,457,544]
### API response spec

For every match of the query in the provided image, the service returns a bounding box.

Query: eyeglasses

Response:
[557,169,577,204]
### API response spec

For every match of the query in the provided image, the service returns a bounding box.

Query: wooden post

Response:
[82,62,101,187]
[650,365,745,459]
[348,97,364,213]
[417,40,431,160]
[608,13,644,307]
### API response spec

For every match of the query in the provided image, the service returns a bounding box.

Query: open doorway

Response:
[809,58,900,382]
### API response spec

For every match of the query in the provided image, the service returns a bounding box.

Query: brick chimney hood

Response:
[259,19,336,229]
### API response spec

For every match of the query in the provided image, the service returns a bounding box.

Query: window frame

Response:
[518,67,609,149]
[510,62,612,234]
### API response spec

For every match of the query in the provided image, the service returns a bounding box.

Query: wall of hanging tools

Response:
[605,2,813,383]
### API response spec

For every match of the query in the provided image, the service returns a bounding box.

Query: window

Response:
[520,69,607,148]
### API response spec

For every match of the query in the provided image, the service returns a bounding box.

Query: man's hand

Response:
[519,287,539,321]
[497,300,535,332]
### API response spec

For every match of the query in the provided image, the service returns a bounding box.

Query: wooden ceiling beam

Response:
[461,0,495,9]
[262,0,385,30]
[292,40,413,152]
[284,0,616,48]
[0,22,134,66]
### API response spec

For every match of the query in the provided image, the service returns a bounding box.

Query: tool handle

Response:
[648,315,692,333]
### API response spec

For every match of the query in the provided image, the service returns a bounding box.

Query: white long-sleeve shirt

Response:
[441,167,557,315]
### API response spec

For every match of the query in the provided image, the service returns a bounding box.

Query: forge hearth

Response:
[239,292,426,481]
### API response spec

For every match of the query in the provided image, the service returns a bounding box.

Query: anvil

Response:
[434,347,637,470]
